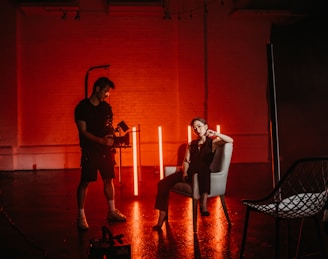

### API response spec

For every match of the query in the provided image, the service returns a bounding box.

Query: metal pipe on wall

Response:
[84,64,110,98]
[203,1,208,121]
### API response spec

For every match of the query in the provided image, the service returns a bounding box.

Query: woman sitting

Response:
[153,117,233,231]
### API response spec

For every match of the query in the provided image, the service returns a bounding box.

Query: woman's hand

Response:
[206,129,218,138]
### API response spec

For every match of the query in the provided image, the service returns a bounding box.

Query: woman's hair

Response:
[190,117,207,126]
[92,77,115,93]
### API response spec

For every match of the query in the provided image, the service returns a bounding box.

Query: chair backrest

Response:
[207,142,233,198]
[262,157,328,218]
[210,142,233,173]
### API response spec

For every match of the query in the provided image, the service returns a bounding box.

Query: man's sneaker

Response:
[107,209,127,222]
[77,216,89,230]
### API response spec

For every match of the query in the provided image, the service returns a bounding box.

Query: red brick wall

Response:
[0,2,272,170]
[0,2,18,169]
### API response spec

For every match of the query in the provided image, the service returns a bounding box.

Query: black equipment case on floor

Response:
[89,226,131,259]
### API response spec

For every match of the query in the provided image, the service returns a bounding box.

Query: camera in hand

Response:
[114,133,130,147]
[113,121,130,148]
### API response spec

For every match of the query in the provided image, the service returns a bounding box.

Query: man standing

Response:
[74,77,126,230]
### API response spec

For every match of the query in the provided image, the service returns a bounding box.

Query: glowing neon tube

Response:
[188,125,192,143]
[216,125,220,134]
[158,126,164,180]
[132,126,138,196]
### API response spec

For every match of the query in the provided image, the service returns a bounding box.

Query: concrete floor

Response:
[0,163,327,259]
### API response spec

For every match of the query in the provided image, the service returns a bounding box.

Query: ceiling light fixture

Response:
[61,11,67,20]
[75,10,80,20]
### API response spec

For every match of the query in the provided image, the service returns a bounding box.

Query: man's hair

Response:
[92,77,115,93]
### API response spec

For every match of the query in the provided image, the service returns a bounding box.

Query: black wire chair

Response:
[239,157,328,259]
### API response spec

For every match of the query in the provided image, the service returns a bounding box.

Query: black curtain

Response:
[268,17,328,181]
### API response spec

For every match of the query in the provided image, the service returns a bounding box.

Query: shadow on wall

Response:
[177,143,187,166]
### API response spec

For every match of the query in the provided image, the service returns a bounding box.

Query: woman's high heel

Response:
[200,193,210,216]
[200,206,210,216]
[152,211,168,231]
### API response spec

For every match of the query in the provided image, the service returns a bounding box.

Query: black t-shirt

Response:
[74,99,114,152]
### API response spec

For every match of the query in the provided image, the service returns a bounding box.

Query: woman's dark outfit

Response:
[154,137,214,212]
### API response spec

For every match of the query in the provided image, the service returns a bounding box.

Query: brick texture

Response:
[0,2,271,169]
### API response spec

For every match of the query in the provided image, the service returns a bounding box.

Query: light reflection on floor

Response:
[0,164,327,258]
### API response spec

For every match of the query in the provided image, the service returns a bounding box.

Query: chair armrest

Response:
[164,166,181,177]
[192,170,229,198]
[209,170,228,197]
[192,171,227,199]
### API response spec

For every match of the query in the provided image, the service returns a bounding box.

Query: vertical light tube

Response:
[118,147,122,183]
[158,126,164,179]
[216,125,221,134]
[132,126,138,196]
[188,125,192,143]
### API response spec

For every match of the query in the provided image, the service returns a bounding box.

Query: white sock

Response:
[79,209,86,218]
[108,200,115,212]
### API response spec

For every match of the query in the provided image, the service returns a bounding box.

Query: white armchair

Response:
[164,142,233,232]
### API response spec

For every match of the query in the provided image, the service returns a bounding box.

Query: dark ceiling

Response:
[12,0,328,17]
[234,0,328,14]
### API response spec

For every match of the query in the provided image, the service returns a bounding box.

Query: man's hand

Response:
[103,135,114,146]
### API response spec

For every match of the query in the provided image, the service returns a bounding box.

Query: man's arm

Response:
[76,120,114,146]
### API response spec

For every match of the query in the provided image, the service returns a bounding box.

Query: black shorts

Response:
[80,149,115,182]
